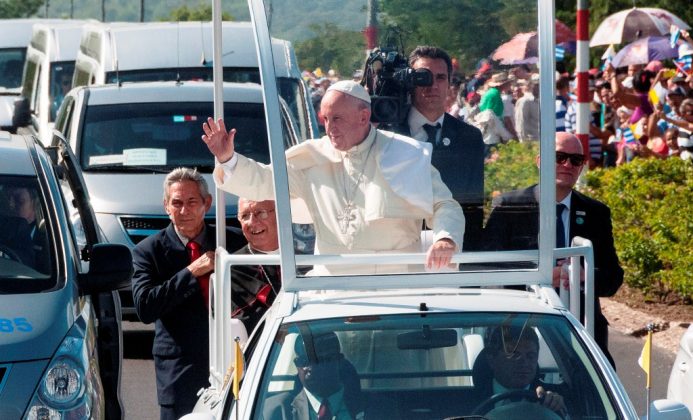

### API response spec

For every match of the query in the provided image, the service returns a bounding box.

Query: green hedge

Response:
[484,142,693,302]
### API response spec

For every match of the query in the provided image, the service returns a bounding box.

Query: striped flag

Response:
[619,127,636,144]
[670,25,681,49]
[555,45,565,62]
[675,55,692,73]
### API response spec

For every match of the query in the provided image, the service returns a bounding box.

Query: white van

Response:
[0,19,66,131]
[12,20,90,144]
[72,21,319,141]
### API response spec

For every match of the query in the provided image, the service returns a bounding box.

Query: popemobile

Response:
[182,1,692,419]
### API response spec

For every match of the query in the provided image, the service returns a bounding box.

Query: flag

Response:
[638,329,652,388]
[233,338,244,400]
[555,45,565,62]
[670,25,681,49]
[675,55,692,73]
[601,45,615,70]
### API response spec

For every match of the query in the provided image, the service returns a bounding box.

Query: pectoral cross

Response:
[337,202,356,234]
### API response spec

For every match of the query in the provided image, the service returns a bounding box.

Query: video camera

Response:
[361,46,432,126]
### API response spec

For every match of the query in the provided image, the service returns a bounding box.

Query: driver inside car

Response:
[474,324,567,418]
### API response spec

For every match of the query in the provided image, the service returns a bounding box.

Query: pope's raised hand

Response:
[201,117,236,163]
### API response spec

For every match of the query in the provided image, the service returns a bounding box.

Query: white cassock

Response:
[215,126,465,274]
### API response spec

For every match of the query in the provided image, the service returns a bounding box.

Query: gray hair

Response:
[163,167,210,202]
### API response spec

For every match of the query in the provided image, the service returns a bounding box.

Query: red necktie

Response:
[187,240,210,309]
[317,400,332,420]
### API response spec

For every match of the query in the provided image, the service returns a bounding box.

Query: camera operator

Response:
[393,46,485,251]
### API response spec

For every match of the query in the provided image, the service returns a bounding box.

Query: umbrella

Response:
[491,20,576,65]
[611,36,679,68]
[590,7,690,47]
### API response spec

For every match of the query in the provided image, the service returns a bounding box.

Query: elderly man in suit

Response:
[202,80,464,275]
[394,46,485,251]
[264,332,364,420]
[131,167,246,420]
[231,198,281,333]
[484,132,624,366]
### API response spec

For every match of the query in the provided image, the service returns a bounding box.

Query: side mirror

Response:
[12,96,31,129]
[645,399,691,420]
[79,243,133,294]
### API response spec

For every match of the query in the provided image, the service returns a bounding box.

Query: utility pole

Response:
[44,0,49,17]
[364,0,378,54]
[140,0,145,22]
[101,0,106,22]
[70,0,74,18]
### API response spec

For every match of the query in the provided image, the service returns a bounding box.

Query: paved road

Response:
[120,325,676,419]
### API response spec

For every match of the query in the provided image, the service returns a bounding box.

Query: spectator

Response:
[483,133,624,367]
[514,78,540,142]
[7,185,47,271]
[131,167,246,419]
[555,76,571,132]
[604,66,654,127]
[231,198,281,333]
[565,78,605,168]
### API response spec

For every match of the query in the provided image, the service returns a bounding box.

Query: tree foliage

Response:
[294,23,366,75]
[0,0,44,18]
[163,3,233,22]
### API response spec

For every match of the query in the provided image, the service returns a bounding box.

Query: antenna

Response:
[200,21,207,66]
[176,22,181,83]
[109,27,120,87]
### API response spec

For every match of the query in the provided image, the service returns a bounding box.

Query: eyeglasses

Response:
[556,152,585,166]
[238,208,275,222]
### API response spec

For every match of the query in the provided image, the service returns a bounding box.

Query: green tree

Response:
[295,23,366,75]
[0,0,44,18]
[164,3,234,21]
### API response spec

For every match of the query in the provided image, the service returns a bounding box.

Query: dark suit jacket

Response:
[395,113,485,250]
[0,216,35,267]
[131,223,245,406]
[483,186,624,361]
[263,388,364,420]
[231,245,281,334]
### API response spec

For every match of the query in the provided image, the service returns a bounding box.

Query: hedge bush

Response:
[484,142,693,303]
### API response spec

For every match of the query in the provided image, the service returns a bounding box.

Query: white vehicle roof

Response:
[78,21,298,77]
[283,287,562,324]
[31,20,92,62]
[80,80,264,105]
[0,18,69,48]
[0,131,35,176]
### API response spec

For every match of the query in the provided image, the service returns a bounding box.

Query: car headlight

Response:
[23,315,104,419]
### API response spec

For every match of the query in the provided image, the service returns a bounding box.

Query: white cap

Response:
[326,80,371,104]
[679,42,693,59]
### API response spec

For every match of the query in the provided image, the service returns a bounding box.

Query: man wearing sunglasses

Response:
[230,198,281,333]
[484,132,623,366]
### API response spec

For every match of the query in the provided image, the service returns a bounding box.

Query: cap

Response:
[326,80,371,104]
[667,86,686,97]
[488,72,510,87]
[679,42,693,59]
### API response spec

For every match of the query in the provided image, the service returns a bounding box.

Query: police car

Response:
[0,132,132,419]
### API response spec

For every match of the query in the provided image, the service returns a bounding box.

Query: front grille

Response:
[119,216,241,245]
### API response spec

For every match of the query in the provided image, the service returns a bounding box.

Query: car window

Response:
[0,47,26,89]
[78,101,271,172]
[50,61,75,122]
[0,175,56,292]
[251,313,617,420]
[105,67,261,85]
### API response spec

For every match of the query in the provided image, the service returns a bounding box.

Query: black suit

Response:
[395,113,485,250]
[263,386,364,420]
[0,216,35,267]
[231,245,281,334]
[131,223,245,419]
[483,186,624,364]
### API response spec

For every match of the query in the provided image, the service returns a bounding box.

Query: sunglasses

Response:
[556,152,585,166]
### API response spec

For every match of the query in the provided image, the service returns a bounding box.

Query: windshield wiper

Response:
[86,165,170,174]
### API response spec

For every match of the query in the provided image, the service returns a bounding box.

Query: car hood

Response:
[0,289,76,362]
[84,172,233,215]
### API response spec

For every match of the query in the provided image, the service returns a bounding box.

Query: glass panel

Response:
[248,0,546,276]
[0,175,55,292]
[50,61,75,122]
[251,313,616,419]
[0,48,26,89]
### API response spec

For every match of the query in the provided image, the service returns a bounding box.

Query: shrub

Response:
[484,141,539,199]
[583,158,693,302]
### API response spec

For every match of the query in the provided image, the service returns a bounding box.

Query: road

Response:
[120,325,676,419]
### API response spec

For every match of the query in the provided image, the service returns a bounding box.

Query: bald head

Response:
[555,132,583,155]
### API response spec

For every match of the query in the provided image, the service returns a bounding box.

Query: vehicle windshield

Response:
[79,101,275,172]
[0,48,26,89]
[251,313,617,419]
[0,175,55,292]
[225,0,556,278]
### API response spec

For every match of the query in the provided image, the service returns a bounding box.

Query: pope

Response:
[201,80,465,274]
